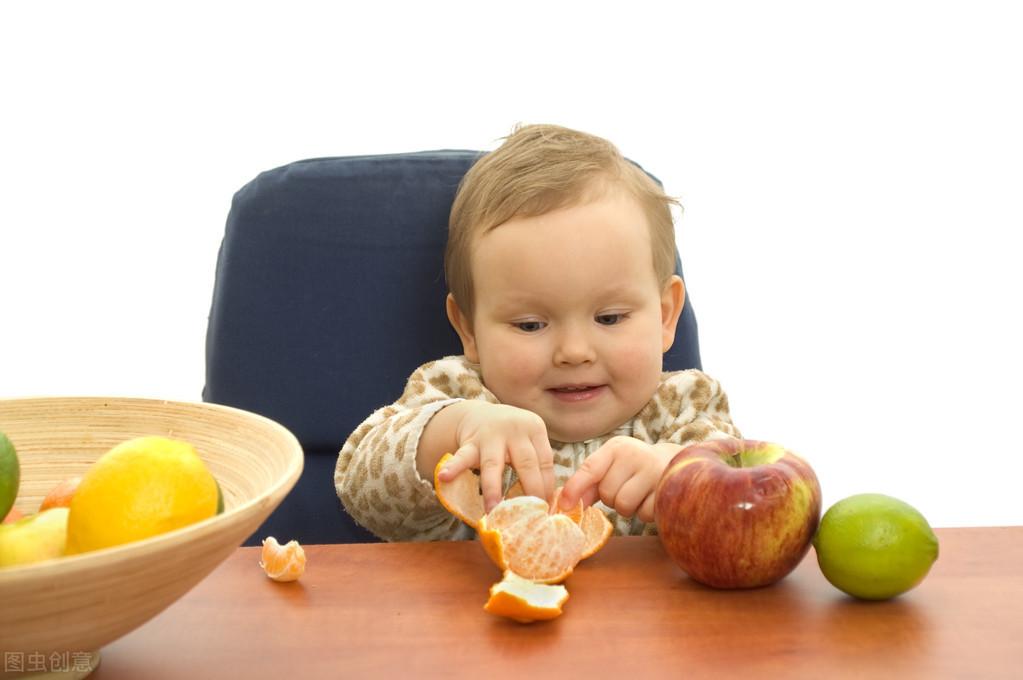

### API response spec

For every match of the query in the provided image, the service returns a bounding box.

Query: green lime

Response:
[1,431,20,520]
[813,493,939,600]
[216,479,225,515]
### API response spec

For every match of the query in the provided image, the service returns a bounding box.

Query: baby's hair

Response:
[446,123,680,321]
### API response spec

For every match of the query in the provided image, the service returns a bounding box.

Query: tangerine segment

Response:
[260,536,306,582]
[479,496,585,584]
[505,482,582,523]
[578,505,614,560]
[551,487,583,524]
[433,453,485,529]
[484,570,569,623]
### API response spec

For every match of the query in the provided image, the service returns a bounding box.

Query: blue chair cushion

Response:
[204,150,702,544]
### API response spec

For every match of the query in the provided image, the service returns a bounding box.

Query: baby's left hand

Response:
[558,437,682,523]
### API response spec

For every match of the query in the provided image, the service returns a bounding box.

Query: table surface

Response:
[92,527,1022,679]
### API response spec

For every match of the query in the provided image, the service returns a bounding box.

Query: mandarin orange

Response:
[434,454,612,584]
[39,475,83,512]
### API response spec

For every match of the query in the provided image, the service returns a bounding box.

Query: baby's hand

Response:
[558,437,682,523]
[435,402,555,512]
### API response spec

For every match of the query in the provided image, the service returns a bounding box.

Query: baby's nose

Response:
[553,326,597,365]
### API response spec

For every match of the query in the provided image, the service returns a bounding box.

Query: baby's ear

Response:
[660,276,685,353]
[446,294,480,363]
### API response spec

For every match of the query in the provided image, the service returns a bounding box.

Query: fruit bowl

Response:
[0,396,303,676]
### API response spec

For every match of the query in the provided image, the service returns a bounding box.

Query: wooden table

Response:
[91,528,1022,679]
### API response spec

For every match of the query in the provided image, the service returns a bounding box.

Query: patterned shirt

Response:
[334,356,741,542]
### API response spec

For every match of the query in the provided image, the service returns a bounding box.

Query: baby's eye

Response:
[595,313,626,326]
[514,320,546,333]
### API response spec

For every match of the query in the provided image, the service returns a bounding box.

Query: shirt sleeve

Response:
[334,356,498,542]
[632,369,742,448]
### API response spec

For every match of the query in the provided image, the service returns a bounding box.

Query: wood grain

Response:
[93,528,1023,679]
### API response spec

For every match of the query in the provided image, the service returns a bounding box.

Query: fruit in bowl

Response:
[39,474,83,511]
[654,438,822,589]
[0,396,303,674]
[0,507,69,567]
[66,436,220,555]
[0,430,19,520]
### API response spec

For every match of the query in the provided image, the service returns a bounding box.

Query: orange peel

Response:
[578,504,614,559]
[434,453,485,529]
[484,570,569,623]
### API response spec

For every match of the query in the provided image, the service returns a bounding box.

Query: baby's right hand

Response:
[435,402,555,513]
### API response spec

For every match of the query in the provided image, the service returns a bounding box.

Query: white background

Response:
[2,2,1020,528]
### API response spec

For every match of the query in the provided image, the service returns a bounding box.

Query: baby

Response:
[334,124,741,541]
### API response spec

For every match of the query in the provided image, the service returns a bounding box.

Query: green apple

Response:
[0,431,19,520]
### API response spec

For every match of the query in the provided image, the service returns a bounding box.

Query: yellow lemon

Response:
[813,493,939,600]
[66,436,218,554]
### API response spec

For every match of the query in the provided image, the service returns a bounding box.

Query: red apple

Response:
[654,439,821,589]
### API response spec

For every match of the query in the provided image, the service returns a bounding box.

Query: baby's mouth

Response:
[548,384,606,402]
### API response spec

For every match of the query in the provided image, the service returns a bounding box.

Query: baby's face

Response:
[453,187,683,443]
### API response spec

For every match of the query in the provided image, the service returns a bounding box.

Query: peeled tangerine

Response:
[435,453,614,623]
[260,536,306,582]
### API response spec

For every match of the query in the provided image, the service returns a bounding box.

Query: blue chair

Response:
[203,150,703,545]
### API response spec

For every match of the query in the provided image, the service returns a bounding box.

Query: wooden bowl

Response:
[0,397,303,675]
